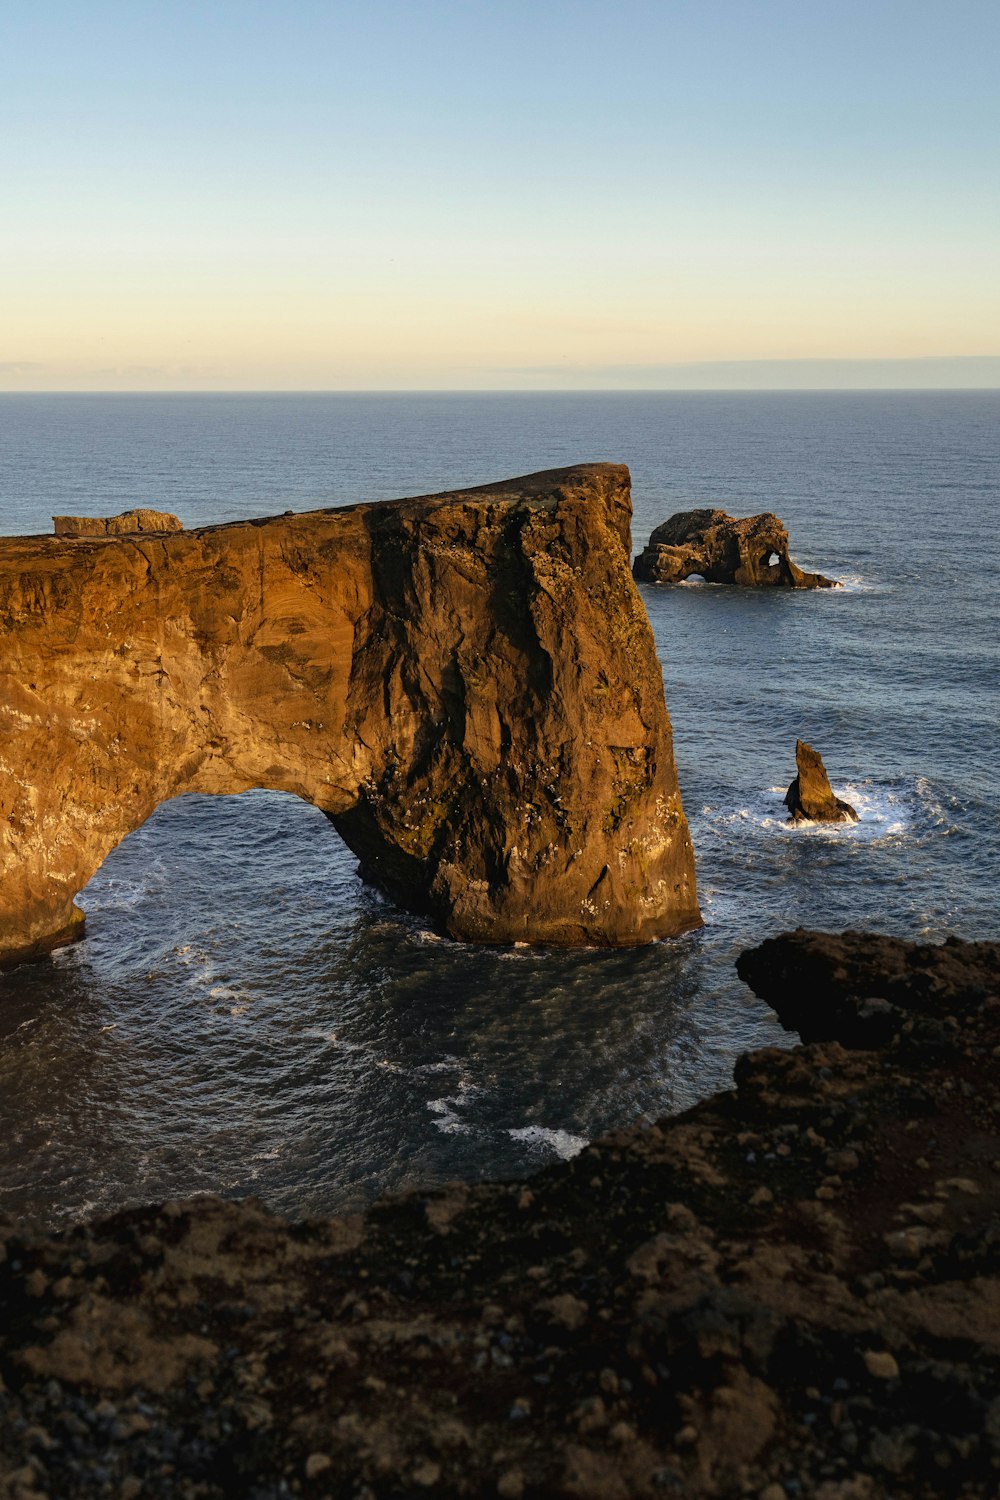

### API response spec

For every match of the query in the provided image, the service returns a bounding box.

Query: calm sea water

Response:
[1,392,997,1227]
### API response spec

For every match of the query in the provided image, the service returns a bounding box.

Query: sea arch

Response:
[0,465,699,968]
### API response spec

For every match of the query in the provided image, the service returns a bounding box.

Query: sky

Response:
[2,0,999,391]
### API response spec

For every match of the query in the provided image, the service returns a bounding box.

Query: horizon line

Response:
[1,384,999,396]
[3,355,1000,397]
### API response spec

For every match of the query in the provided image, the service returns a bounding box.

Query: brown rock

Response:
[0,464,699,966]
[52,508,183,536]
[632,508,838,588]
[784,740,858,822]
[863,1349,900,1380]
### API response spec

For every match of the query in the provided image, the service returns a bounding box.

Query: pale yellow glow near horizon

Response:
[5,126,998,390]
[4,248,999,390]
[4,2,999,391]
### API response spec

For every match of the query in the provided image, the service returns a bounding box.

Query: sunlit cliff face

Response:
[0,465,699,966]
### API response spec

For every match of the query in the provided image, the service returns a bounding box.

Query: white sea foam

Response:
[425,1068,482,1133]
[208,984,241,1002]
[414,1056,463,1075]
[497,942,551,962]
[507,1125,588,1160]
[427,1097,473,1135]
[176,947,256,1009]
[84,861,169,913]
[775,781,909,840]
[821,572,883,594]
[698,779,922,846]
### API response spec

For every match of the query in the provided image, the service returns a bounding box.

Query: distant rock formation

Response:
[784,739,859,822]
[1,464,700,967]
[53,508,183,537]
[632,508,838,588]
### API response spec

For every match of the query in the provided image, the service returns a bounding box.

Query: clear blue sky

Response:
[2,0,998,388]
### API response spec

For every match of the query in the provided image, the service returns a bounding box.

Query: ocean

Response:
[1,391,997,1228]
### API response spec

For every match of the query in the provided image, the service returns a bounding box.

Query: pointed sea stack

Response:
[784,740,858,822]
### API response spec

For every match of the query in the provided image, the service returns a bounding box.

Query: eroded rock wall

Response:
[0,464,699,965]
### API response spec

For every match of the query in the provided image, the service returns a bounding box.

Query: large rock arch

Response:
[0,464,699,967]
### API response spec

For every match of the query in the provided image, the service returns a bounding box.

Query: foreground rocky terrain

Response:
[2,929,998,1499]
[0,464,698,964]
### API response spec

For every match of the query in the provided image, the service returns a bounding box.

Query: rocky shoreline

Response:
[2,929,998,1498]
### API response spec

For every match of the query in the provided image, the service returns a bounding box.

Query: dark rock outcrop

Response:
[738,926,1000,1046]
[3,929,999,1498]
[52,508,183,537]
[784,739,859,822]
[0,464,699,965]
[633,508,838,588]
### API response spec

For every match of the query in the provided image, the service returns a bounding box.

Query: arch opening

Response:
[78,789,363,952]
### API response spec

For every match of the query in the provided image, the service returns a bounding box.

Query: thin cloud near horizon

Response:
[499,356,1000,386]
[2,356,999,394]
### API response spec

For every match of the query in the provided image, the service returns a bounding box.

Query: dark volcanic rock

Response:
[737,926,1000,1045]
[784,739,859,822]
[1,464,699,965]
[632,507,838,588]
[3,928,999,1498]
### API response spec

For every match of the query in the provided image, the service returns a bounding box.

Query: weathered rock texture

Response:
[738,925,1000,1047]
[52,509,183,537]
[0,464,699,966]
[785,739,859,823]
[3,929,999,1498]
[633,508,838,588]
